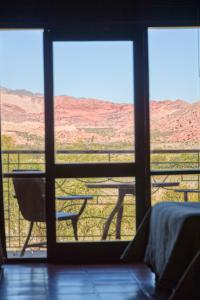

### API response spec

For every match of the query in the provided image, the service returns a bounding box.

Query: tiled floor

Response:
[0,264,170,299]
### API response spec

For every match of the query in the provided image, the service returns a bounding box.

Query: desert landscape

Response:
[1,87,200,149]
[2,87,200,249]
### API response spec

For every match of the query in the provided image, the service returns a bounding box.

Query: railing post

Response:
[17,151,20,169]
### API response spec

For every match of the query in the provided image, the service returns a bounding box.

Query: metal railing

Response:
[2,148,200,168]
[2,148,200,255]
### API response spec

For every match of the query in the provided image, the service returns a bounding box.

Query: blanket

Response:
[121,202,200,291]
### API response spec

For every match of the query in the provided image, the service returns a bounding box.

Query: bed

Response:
[121,202,200,294]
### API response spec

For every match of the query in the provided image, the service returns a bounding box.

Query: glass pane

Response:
[55,177,136,242]
[151,175,200,204]
[0,30,46,258]
[149,28,200,170]
[53,41,134,163]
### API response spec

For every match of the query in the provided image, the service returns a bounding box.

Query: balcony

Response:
[2,149,200,258]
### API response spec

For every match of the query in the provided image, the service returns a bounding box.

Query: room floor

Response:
[0,263,170,299]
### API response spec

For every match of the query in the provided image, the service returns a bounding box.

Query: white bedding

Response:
[121,201,200,291]
[144,202,200,285]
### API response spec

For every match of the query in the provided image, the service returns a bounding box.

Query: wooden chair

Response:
[13,174,93,256]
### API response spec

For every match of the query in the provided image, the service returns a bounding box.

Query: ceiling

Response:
[0,0,199,27]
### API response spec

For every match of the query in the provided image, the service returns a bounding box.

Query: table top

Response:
[56,195,94,201]
[175,189,200,193]
[86,181,179,189]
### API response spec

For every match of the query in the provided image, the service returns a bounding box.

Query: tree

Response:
[1,135,15,150]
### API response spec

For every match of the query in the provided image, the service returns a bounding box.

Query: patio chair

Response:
[12,173,93,256]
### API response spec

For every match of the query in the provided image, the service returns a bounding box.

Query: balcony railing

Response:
[2,149,200,257]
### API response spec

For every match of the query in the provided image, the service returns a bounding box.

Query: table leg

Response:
[116,190,126,239]
[184,191,188,202]
[101,189,125,240]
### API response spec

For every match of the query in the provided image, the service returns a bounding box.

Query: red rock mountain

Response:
[1,88,200,149]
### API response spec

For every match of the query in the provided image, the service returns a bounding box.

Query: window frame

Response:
[43,25,150,262]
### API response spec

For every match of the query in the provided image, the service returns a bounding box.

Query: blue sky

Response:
[53,41,133,102]
[148,28,200,102]
[0,28,199,103]
[0,30,44,94]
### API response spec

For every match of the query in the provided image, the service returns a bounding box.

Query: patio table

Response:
[4,172,179,240]
[175,188,200,202]
[86,181,180,240]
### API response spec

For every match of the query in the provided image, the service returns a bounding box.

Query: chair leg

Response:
[20,221,34,257]
[71,219,78,241]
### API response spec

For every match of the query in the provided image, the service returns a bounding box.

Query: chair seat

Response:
[56,211,78,220]
[12,172,92,255]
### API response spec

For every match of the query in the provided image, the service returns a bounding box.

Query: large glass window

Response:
[53,41,135,163]
[0,30,45,258]
[55,177,136,242]
[149,28,200,171]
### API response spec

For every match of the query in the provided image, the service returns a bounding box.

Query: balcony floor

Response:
[7,250,47,259]
[0,263,170,299]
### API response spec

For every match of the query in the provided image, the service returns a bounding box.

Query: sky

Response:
[0,28,199,103]
[148,28,200,102]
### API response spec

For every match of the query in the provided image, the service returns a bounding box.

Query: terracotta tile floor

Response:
[0,264,170,299]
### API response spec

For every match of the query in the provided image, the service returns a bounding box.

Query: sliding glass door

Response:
[148,27,200,208]
[0,30,46,259]
[1,25,199,262]
[44,26,150,262]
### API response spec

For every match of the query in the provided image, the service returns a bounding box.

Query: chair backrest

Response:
[12,173,46,222]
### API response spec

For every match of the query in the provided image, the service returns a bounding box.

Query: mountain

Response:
[1,88,200,149]
[150,100,200,148]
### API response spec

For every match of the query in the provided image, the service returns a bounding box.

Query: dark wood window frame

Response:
[44,25,150,263]
[0,22,199,263]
